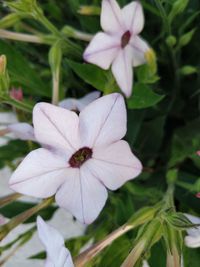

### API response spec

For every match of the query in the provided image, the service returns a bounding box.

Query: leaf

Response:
[67,60,119,93]
[127,84,164,109]
[168,0,189,23]
[178,28,196,47]
[0,40,50,97]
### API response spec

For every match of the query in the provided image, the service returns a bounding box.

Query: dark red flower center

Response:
[69,147,92,168]
[121,31,131,48]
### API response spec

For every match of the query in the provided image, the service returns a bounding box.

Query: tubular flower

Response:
[7,122,36,141]
[37,216,74,267]
[83,0,151,97]
[184,214,200,248]
[9,93,142,224]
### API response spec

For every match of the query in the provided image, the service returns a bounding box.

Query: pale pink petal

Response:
[7,123,35,141]
[56,166,108,224]
[33,103,80,152]
[101,0,125,33]
[77,91,101,111]
[122,1,144,34]
[59,98,78,111]
[79,93,126,147]
[185,236,200,248]
[111,46,133,97]
[83,32,120,70]
[130,35,150,66]
[37,217,74,267]
[9,148,69,198]
[85,140,142,190]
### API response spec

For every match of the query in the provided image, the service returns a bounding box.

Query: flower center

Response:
[69,147,93,168]
[121,31,131,48]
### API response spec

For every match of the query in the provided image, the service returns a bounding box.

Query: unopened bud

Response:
[78,5,100,16]
[144,48,157,75]
[10,88,23,101]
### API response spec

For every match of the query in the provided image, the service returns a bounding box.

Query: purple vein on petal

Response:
[84,44,120,59]
[107,0,124,31]
[79,169,86,224]
[92,94,119,147]
[40,108,76,151]
[10,167,68,186]
[92,157,142,171]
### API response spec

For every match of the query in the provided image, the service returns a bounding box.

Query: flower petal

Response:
[185,236,200,248]
[56,166,108,224]
[59,98,78,111]
[111,46,133,97]
[9,148,69,198]
[101,0,124,33]
[184,214,200,237]
[130,36,150,66]
[122,1,144,34]
[33,103,80,152]
[86,140,142,190]
[79,93,126,147]
[77,91,101,111]
[83,32,120,70]
[7,123,35,141]
[37,217,74,267]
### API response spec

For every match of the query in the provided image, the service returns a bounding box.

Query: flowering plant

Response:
[0,0,199,267]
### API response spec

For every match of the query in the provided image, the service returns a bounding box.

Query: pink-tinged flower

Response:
[184,214,200,248]
[196,151,200,156]
[83,0,150,97]
[59,91,100,112]
[37,216,74,267]
[9,93,142,224]
[7,122,36,141]
[10,88,23,101]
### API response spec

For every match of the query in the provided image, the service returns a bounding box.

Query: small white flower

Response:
[7,122,36,141]
[184,213,200,248]
[37,216,74,267]
[9,93,142,224]
[59,91,100,112]
[142,260,150,267]
[83,0,151,97]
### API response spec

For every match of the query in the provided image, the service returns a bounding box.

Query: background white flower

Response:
[37,216,74,267]
[83,0,151,97]
[184,213,200,248]
[59,91,100,112]
[9,93,142,224]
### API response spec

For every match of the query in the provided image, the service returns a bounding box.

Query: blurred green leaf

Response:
[127,84,164,109]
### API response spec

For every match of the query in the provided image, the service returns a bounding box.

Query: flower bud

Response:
[0,55,6,75]
[78,5,100,15]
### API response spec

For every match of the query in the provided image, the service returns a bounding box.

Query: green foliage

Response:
[0,0,200,266]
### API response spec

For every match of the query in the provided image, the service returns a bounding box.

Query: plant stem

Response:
[74,206,159,267]
[0,197,54,241]
[52,68,60,105]
[0,29,45,44]
[0,193,22,208]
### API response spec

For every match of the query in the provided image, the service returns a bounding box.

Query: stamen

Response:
[69,147,92,168]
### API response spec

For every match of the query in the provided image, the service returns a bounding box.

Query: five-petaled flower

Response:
[9,93,142,224]
[83,0,151,97]
[37,216,74,267]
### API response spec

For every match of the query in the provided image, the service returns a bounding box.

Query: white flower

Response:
[184,213,200,248]
[142,260,150,267]
[37,216,74,267]
[83,0,150,97]
[9,93,142,224]
[59,91,100,112]
[7,122,36,141]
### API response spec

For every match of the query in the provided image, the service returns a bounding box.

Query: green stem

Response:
[0,193,22,208]
[0,197,54,241]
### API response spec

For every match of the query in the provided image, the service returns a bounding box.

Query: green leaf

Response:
[127,84,164,109]
[67,60,119,93]
[0,40,50,97]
